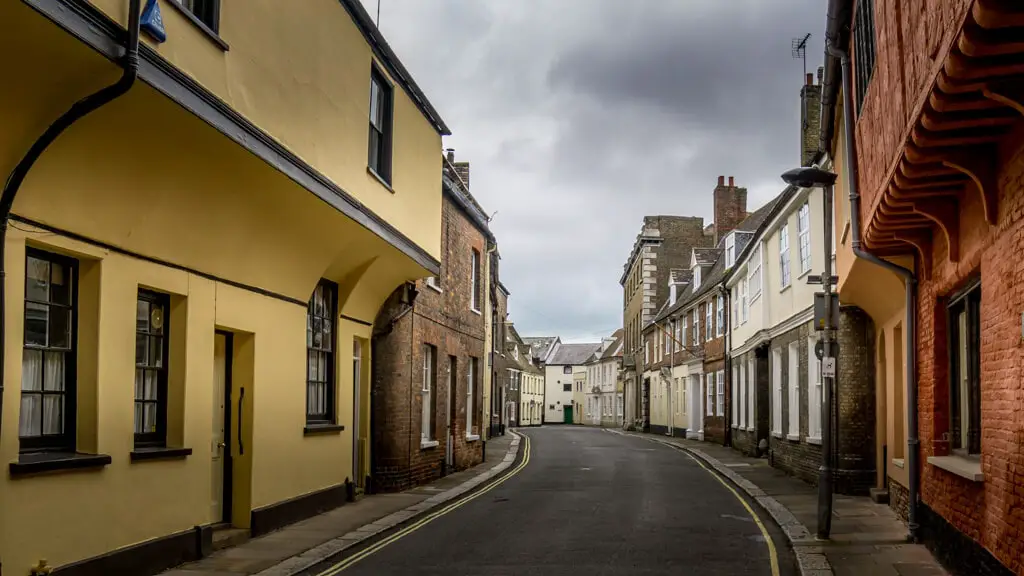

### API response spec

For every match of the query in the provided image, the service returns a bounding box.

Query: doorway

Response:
[446,356,457,472]
[212,331,233,524]
[563,405,573,424]
[353,339,365,488]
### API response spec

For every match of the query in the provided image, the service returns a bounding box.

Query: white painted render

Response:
[544,364,587,423]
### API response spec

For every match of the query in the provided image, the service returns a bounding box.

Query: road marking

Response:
[315,434,532,575]
[680,449,781,576]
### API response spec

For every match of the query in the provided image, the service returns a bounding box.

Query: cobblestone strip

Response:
[608,429,834,576]
[254,432,523,576]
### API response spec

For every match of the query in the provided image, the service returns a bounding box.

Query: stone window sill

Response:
[797,268,812,280]
[470,308,482,316]
[130,447,193,462]
[746,426,754,432]
[367,166,395,193]
[9,452,112,477]
[420,439,439,450]
[466,434,480,442]
[425,282,442,294]
[928,455,983,482]
[304,424,345,436]
[892,458,905,469]
[806,436,822,445]
[164,0,230,51]
[772,431,783,439]
[786,433,800,442]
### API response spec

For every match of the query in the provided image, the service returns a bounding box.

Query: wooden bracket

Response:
[942,149,999,224]
[912,197,960,262]
[982,80,1024,116]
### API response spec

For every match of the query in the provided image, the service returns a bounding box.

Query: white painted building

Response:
[583,330,624,427]
[542,342,602,424]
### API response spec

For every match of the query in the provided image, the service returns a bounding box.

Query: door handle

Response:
[238,387,245,456]
[217,442,226,448]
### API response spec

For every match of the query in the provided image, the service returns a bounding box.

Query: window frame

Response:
[470,249,481,312]
[947,280,981,456]
[134,289,171,448]
[169,0,222,37]
[716,369,725,417]
[740,278,748,324]
[368,67,394,184]
[19,248,79,453]
[706,372,715,416]
[306,279,339,426]
[705,301,713,342]
[798,203,812,274]
[748,244,763,299]
[716,295,724,337]
[421,344,437,442]
[725,234,735,268]
[853,0,877,114]
[692,308,699,344]
[779,224,792,289]
[807,337,822,440]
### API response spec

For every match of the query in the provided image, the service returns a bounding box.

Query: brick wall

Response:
[912,129,1024,575]
[704,298,728,445]
[800,70,822,167]
[713,176,748,244]
[370,194,486,492]
[650,216,712,312]
[768,322,822,486]
[889,476,910,523]
[835,306,876,495]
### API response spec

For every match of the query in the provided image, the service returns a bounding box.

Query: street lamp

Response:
[781,165,838,540]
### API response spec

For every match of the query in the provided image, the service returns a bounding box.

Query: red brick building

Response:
[370,153,490,492]
[822,1,1024,573]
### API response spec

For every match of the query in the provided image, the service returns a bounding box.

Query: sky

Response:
[360,0,828,343]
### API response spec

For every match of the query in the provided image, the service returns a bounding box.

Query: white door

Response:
[211,332,229,523]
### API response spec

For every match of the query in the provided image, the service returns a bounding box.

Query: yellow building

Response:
[0,0,447,573]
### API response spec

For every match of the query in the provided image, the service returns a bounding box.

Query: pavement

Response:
[618,430,948,576]
[162,432,518,576]
[303,426,799,576]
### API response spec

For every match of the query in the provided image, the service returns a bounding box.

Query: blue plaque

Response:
[141,0,166,43]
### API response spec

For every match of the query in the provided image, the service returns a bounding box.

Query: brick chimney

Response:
[800,67,823,167]
[713,176,748,244]
[445,148,471,190]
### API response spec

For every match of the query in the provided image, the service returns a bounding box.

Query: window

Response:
[19,250,77,451]
[681,316,688,347]
[563,365,572,374]
[172,0,220,33]
[368,69,393,183]
[716,370,725,417]
[949,281,981,455]
[705,301,713,342]
[798,203,811,274]
[740,278,748,324]
[563,383,571,392]
[681,377,688,414]
[421,344,437,441]
[425,275,440,291]
[731,365,739,427]
[716,295,724,337]
[772,348,782,434]
[748,244,763,299]
[739,362,746,428]
[853,0,877,113]
[674,320,682,349]
[779,225,791,289]
[731,290,738,332]
[645,338,650,365]
[617,395,623,416]
[692,309,699,344]
[467,357,477,437]
[693,266,702,290]
[706,373,715,416]
[747,358,755,429]
[307,280,337,424]
[135,290,169,446]
[725,234,735,267]
[808,338,822,440]
[788,342,799,436]
[470,249,481,312]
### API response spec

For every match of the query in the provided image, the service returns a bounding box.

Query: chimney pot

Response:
[728,176,734,187]
[717,175,725,186]
[817,66,824,84]
[806,73,813,86]
[446,148,455,162]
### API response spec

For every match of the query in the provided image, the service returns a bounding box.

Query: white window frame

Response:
[739,361,746,428]
[725,234,735,267]
[807,337,822,441]
[692,309,699,344]
[693,266,702,290]
[425,275,441,291]
[421,345,435,443]
[731,289,738,332]
[470,249,481,312]
[466,357,475,438]
[705,301,713,342]
[748,244,763,300]
[740,278,748,324]
[716,370,725,417]
[706,372,715,416]
[788,341,799,438]
[771,348,782,434]
[779,224,791,289]
[716,295,724,337]
[731,365,739,427]
[747,358,755,430]
[798,203,811,274]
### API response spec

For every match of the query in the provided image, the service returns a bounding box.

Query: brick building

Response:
[490,282,511,436]
[370,154,490,492]
[823,0,1024,573]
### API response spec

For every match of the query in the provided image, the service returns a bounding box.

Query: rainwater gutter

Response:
[0,0,142,457]
[825,37,921,540]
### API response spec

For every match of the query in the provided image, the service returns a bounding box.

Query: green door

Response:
[563,405,573,424]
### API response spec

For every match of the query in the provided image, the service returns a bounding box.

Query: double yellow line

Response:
[316,434,532,575]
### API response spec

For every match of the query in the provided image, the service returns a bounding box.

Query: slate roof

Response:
[599,329,625,360]
[523,336,559,362]
[547,343,602,366]
[692,247,721,266]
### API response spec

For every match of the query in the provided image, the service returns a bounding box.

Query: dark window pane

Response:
[368,130,381,172]
[136,333,148,365]
[25,302,47,346]
[144,402,157,433]
[135,368,145,400]
[43,351,64,391]
[144,370,158,400]
[20,395,40,437]
[150,335,163,368]
[49,308,71,349]
[43,394,62,435]
[26,257,49,302]
[22,349,42,391]
[137,299,150,333]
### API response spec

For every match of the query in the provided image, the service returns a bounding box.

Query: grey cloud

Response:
[362,0,826,340]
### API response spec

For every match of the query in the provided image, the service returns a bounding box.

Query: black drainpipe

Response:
[827,41,920,542]
[0,0,142,454]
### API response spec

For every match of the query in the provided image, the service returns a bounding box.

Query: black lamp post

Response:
[781,166,838,540]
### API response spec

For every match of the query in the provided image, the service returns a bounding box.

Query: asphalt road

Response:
[315,426,797,576]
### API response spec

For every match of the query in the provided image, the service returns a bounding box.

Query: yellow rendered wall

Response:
[86,0,443,261]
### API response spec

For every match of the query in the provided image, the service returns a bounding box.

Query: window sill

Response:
[304,424,345,436]
[466,434,480,442]
[892,458,905,469]
[772,432,783,439]
[797,268,812,280]
[9,452,112,477]
[164,0,229,51]
[420,439,439,450]
[806,436,822,445]
[786,433,800,442]
[425,282,443,294]
[130,447,192,462]
[750,292,762,304]
[780,284,792,293]
[367,167,395,193]
[928,455,983,482]
[470,308,482,316]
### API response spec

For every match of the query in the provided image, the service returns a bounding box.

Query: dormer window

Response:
[725,233,736,268]
[693,266,702,290]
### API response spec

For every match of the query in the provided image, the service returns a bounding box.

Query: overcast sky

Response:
[360,0,827,342]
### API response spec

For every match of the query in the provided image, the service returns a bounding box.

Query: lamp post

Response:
[781,166,838,540]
